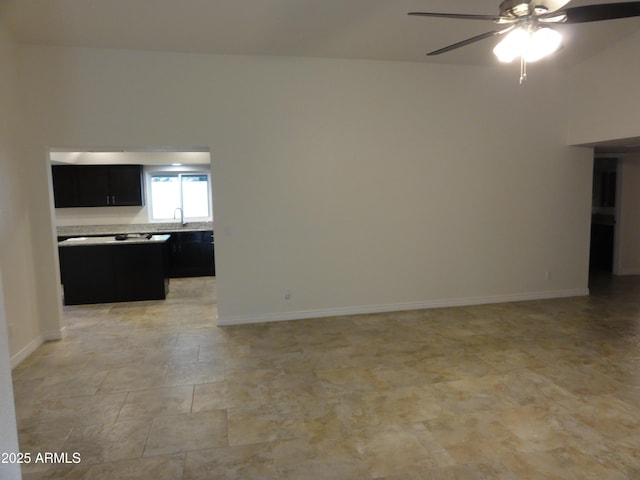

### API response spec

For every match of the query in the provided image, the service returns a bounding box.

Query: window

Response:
[148,172,211,221]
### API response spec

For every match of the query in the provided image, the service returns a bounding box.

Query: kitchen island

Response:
[58,222,215,278]
[58,234,170,305]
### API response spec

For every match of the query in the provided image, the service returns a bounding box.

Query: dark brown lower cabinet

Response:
[59,242,169,305]
[168,231,215,277]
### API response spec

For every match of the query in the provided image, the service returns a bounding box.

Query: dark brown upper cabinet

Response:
[52,165,144,208]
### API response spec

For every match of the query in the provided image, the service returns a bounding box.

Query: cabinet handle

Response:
[112,196,116,204]
[106,195,110,205]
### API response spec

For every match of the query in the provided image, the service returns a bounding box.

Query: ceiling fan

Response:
[409,0,640,82]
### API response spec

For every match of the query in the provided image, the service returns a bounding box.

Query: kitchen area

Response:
[52,149,215,306]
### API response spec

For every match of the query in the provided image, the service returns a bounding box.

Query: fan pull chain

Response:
[520,56,527,84]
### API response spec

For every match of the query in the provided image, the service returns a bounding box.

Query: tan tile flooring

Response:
[11,275,640,479]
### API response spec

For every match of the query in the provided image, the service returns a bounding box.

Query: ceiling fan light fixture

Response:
[410,0,640,83]
[526,26,562,61]
[493,27,528,62]
[492,25,562,63]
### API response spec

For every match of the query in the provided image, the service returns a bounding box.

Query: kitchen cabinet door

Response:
[59,245,116,304]
[109,165,144,206]
[169,231,215,277]
[76,166,110,207]
[114,243,168,301]
[51,165,78,208]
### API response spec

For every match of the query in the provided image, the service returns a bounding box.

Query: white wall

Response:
[568,29,640,145]
[0,28,55,368]
[0,269,20,480]
[18,46,592,326]
[55,205,151,227]
[0,27,28,480]
[616,153,640,275]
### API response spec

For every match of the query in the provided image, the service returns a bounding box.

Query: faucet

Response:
[173,207,186,227]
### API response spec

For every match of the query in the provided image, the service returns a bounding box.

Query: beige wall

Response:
[616,153,640,275]
[19,46,593,326]
[568,29,640,145]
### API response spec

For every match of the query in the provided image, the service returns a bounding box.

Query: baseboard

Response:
[43,326,66,341]
[217,288,590,326]
[10,336,44,369]
[614,269,640,276]
[9,326,65,369]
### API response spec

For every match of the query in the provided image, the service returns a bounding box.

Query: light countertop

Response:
[57,222,213,237]
[58,234,171,247]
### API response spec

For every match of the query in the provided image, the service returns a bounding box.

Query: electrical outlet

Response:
[545,271,552,280]
[284,289,291,301]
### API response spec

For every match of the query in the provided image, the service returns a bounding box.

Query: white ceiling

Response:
[1,0,639,66]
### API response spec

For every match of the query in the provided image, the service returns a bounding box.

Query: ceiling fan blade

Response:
[408,12,503,22]
[555,1,640,23]
[427,29,509,56]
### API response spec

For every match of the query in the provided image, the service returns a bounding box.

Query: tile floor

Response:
[11,275,640,479]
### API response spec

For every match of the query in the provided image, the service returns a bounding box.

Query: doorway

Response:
[589,156,619,275]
